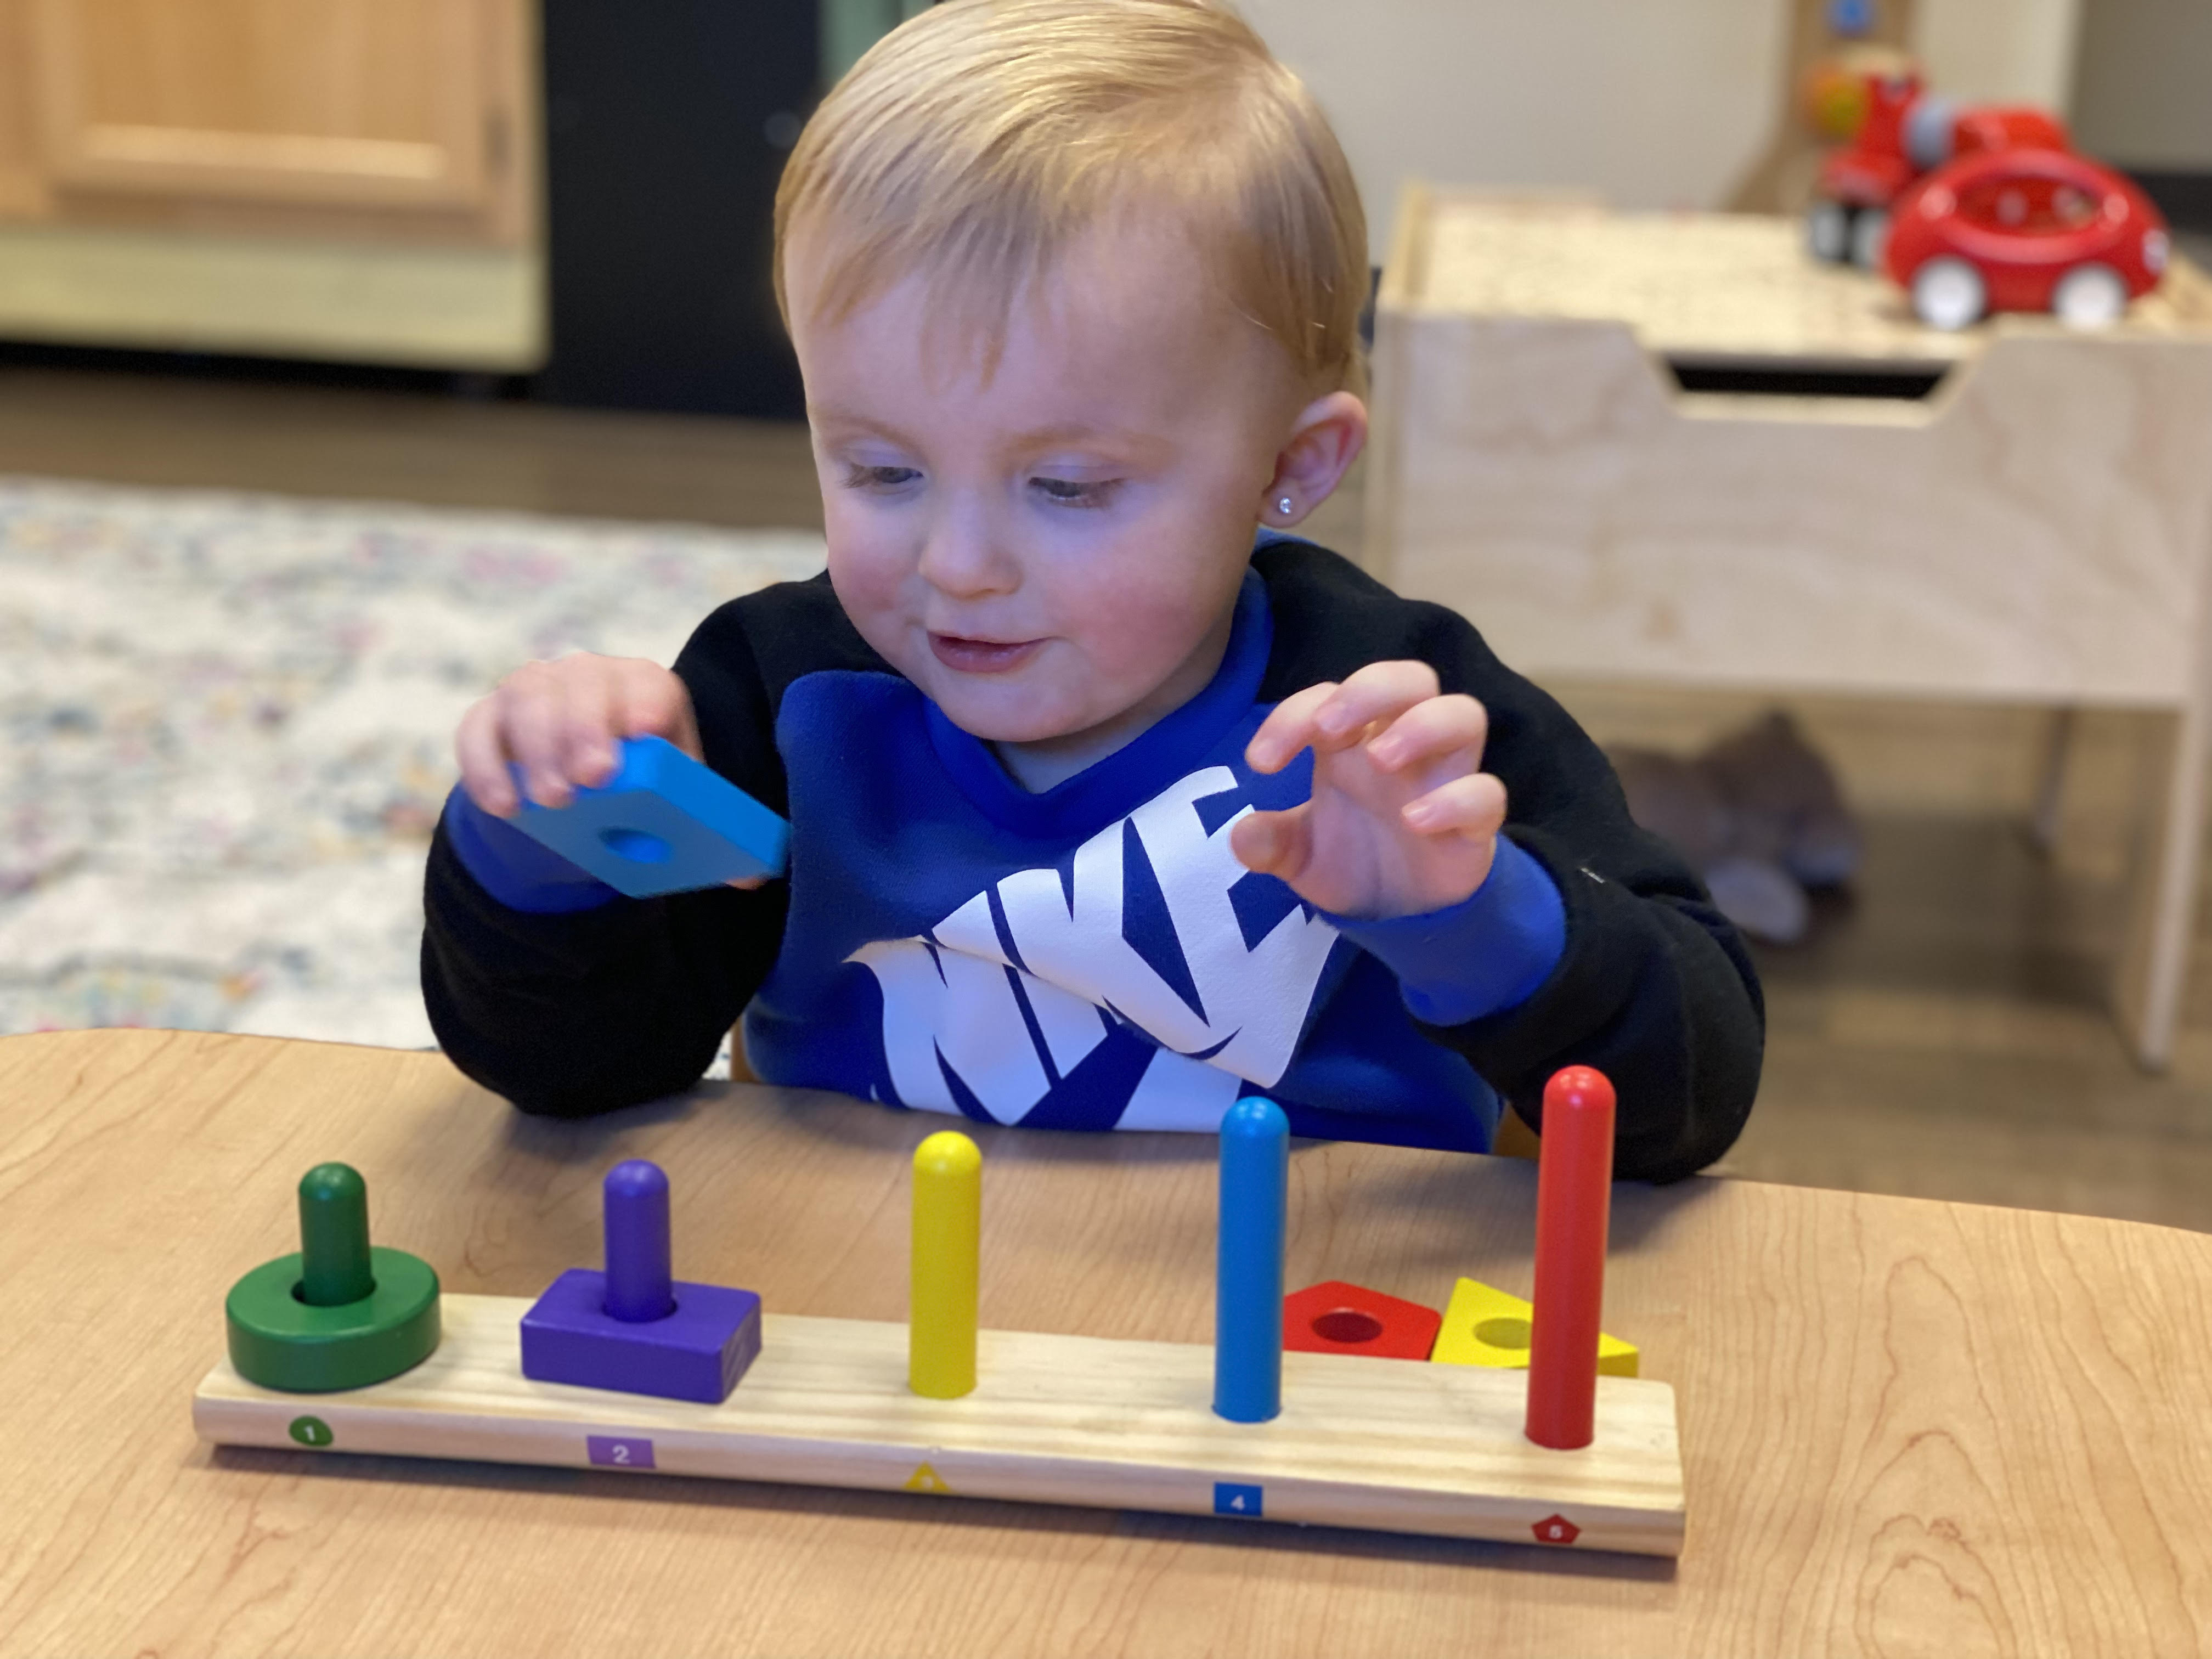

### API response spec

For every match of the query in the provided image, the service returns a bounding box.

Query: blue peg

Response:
[1214,1096,1289,1424]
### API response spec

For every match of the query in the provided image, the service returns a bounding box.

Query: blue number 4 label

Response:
[1214,1482,1263,1518]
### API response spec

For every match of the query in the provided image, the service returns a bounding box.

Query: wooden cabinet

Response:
[0,0,540,367]
[1,0,533,244]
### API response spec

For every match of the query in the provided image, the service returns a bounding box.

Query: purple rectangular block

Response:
[521,1268,762,1404]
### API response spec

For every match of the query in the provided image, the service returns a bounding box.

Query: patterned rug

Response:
[0,476,826,1054]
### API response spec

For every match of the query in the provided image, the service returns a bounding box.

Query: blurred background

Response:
[2,0,2210,1228]
[6,0,2204,411]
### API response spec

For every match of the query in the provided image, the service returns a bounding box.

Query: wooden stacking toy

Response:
[195,1070,1685,1555]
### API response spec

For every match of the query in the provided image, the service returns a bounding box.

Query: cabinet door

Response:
[31,0,504,213]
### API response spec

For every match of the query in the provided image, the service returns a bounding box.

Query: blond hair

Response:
[774,0,1368,397]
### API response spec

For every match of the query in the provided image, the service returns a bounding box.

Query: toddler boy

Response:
[423,0,1762,1181]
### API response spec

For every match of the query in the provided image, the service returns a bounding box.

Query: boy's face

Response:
[788,219,1312,758]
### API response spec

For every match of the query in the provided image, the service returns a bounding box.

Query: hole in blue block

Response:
[599,827,673,864]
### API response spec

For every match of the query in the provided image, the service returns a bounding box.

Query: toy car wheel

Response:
[1807,201,1851,264]
[1910,256,1986,330]
[2051,262,2129,329]
[1849,207,1889,270]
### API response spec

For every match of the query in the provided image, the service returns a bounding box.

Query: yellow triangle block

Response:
[904,1462,952,1494]
[1427,1277,1637,1376]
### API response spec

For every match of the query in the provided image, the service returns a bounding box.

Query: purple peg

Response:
[520,1158,762,1404]
[602,1160,676,1323]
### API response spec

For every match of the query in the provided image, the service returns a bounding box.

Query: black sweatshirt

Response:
[422,539,1762,1181]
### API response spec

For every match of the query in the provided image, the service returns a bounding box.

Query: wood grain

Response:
[195,1296,1687,1555]
[5,1030,2212,1655]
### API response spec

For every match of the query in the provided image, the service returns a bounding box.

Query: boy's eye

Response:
[844,463,921,491]
[1031,476,1118,510]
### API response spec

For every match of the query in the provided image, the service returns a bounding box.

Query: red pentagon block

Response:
[1532,1514,1581,1547]
[1283,1280,1444,1362]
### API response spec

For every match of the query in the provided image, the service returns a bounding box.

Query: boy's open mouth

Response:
[929,633,1042,674]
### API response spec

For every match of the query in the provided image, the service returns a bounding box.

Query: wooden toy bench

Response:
[1364,191,2212,1065]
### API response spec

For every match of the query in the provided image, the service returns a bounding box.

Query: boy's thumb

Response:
[1231,807,1300,877]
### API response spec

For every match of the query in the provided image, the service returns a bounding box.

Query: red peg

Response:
[1525,1065,1616,1451]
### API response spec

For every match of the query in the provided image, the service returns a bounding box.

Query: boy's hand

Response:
[455,654,768,890]
[1232,662,1505,920]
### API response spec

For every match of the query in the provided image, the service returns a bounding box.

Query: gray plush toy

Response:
[1609,712,1861,944]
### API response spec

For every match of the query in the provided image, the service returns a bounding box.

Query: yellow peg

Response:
[909,1131,981,1399]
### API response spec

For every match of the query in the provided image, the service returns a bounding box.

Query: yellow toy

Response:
[1430,1277,1638,1376]
[908,1131,981,1399]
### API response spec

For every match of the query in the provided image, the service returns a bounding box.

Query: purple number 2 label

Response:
[587,1435,655,1469]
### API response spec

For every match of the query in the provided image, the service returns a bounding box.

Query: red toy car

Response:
[1808,69,2069,269]
[1883,146,2170,330]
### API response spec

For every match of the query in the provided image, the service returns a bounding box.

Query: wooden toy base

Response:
[194,1294,1686,1556]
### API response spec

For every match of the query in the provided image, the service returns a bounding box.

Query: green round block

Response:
[225,1246,442,1393]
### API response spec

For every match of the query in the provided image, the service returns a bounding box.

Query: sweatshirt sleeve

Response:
[419,586,814,1119]
[1324,835,1566,1025]
[1256,542,1764,1182]
[1412,616,1762,1182]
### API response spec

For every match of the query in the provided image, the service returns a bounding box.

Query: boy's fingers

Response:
[454,699,518,816]
[1367,693,1489,775]
[562,666,620,787]
[505,667,585,808]
[1245,683,1340,774]
[617,661,704,760]
[1401,771,1509,836]
[1314,661,1442,746]
[458,654,694,815]
[1230,805,1311,880]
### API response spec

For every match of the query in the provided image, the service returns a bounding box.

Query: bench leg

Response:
[2028,707,2075,856]
[2114,701,2212,1070]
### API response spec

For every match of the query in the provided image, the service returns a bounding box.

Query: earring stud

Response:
[1276,495,1294,516]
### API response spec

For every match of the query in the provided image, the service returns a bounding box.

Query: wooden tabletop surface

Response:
[3,1029,2209,1658]
[1392,191,2212,368]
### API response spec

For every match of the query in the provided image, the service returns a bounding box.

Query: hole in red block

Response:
[1311,1307,1385,1345]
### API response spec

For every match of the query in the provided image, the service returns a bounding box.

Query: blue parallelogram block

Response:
[509,735,789,898]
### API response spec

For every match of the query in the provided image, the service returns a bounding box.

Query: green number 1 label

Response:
[289,1415,335,1448]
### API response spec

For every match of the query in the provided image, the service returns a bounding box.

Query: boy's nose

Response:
[916,504,1020,599]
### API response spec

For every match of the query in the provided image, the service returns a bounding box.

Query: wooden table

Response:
[4,1029,2210,1657]
[1364,193,2212,1069]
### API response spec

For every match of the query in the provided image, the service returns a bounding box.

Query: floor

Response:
[5,357,2210,1233]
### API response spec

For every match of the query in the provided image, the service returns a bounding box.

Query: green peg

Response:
[297,1164,375,1307]
[224,1163,441,1395]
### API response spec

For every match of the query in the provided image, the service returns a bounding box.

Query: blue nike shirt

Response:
[447,571,1567,1152]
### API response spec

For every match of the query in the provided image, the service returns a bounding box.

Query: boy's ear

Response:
[1261,391,1369,528]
